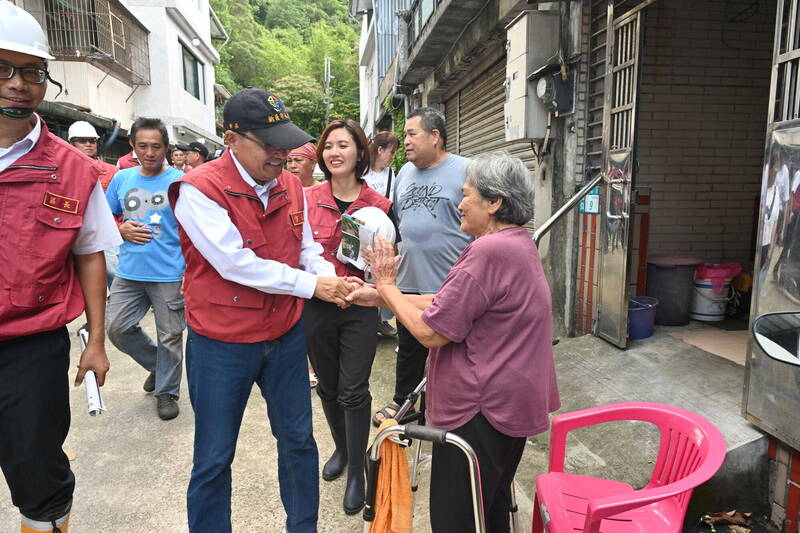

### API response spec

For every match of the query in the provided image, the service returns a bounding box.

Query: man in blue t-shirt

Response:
[105,117,186,420]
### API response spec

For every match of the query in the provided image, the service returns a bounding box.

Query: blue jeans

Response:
[185,322,319,533]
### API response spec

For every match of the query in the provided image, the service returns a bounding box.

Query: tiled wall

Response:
[636,1,775,266]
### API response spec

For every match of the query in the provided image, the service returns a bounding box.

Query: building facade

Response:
[354,0,800,529]
[126,0,227,151]
[12,0,227,157]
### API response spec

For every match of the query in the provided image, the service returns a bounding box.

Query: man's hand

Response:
[314,277,359,307]
[119,220,153,244]
[345,284,384,307]
[75,343,110,387]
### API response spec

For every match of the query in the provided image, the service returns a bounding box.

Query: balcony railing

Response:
[19,0,151,86]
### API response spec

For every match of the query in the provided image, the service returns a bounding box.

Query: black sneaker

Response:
[377,321,397,337]
[143,372,156,393]
[156,394,179,420]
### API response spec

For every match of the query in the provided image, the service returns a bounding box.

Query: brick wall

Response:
[769,437,800,532]
[636,0,775,266]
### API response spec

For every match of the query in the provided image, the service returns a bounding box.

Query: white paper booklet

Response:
[337,213,377,271]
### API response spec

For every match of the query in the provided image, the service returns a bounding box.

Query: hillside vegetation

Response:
[211,0,360,139]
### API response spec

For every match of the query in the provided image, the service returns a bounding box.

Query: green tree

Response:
[305,21,360,122]
[272,75,327,140]
[210,0,360,124]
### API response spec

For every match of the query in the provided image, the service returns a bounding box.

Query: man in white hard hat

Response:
[0,2,122,532]
[68,120,118,190]
[68,120,120,285]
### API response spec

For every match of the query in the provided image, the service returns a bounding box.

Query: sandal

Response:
[372,402,400,427]
[309,372,318,389]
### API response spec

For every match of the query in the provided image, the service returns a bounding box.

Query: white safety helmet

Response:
[0,1,54,60]
[337,206,396,271]
[68,121,99,141]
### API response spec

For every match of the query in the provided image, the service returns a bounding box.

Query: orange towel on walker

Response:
[370,418,413,533]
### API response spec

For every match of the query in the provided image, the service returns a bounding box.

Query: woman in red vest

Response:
[304,119,393,515]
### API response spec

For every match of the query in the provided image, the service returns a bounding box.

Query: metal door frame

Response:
[594,0,654,348]
[743,0,800,450]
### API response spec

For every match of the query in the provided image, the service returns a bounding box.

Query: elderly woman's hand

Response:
[345,284,385,307]
[365,236,400,286]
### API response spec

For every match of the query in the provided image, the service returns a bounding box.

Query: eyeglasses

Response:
[0,62,49,84]
[236,131,287,156]
[72,138,97,144]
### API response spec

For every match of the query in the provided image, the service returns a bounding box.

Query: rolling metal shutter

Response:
[445,94,460,154]
[445,58,537,171]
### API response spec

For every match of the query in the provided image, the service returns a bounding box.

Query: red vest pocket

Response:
[9,282,67,308]
[241,229,267,250]
[25,208,83,259]
[37,206,83,228]
[207,284,265,309]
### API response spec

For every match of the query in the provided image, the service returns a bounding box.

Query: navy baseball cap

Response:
[223,87,313,150]
[188,141,209,159]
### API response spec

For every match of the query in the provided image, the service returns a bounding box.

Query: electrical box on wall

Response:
[504,10,560,142]
[531,65,575,115]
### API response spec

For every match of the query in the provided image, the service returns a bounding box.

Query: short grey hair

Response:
[465,151,535,226]
[407,107,447,149]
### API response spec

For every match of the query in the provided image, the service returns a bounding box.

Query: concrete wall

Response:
[127,2,220,145]
[636,1,774,266]
[45,61,135,128]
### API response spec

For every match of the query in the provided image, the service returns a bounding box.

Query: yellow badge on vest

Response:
[43,191,80,214]
[290,211,304,226]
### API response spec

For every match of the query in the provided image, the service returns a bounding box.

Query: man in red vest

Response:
[115,149,139,169]
[169,88,354,533]
[67,120,117,191]
[0,2,122,532]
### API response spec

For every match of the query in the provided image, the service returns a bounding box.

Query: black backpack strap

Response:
[385,167,394,198]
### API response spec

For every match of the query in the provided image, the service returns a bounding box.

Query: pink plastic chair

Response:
[532,402,726,533]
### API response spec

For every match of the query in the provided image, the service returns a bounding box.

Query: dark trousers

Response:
[394,319,429,406]
[430,413,526,533]
[303,299,378,410]
[0,327,74,521]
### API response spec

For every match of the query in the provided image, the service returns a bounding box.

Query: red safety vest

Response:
[116,151,138,169]
[98,160,118,191]
[168,150,306,343]
[304,180,392,278]
[0,119,102,340]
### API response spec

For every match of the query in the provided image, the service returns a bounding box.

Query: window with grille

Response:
[43,0,150,85]
[773,0,800,123]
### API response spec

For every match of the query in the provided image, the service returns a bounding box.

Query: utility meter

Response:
[532,67,575,115]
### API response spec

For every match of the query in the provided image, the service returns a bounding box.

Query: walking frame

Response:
[362,377,523,533]
[363,339,561,532]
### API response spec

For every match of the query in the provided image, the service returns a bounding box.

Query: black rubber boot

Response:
[343,404,371,515]
[321,399,348,481]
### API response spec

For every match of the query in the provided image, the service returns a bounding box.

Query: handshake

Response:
[313,237,399,308]
[313,276,367,308]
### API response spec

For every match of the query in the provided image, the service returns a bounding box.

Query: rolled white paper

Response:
[84,370,106,416]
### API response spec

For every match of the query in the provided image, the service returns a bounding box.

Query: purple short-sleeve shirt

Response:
[421,227,560,437]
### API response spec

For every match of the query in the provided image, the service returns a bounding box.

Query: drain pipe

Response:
[534,173,603,246]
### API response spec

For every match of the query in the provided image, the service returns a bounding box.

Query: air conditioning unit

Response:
[504,10,559,141]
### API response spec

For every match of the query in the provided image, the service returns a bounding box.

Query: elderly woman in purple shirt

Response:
[348,151,560,533]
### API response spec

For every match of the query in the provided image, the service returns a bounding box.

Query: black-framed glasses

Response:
[0,62,49,84]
